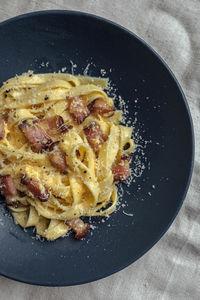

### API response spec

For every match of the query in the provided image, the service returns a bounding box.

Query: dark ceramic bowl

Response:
[0,10,194,286]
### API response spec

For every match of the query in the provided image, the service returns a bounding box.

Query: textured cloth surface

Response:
[0,1,199,299]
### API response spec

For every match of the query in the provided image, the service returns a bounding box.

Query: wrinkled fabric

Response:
[0,1,199,299]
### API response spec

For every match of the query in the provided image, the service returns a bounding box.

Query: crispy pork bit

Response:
[83,122,105,153]
[6,198,27,208]
[112,160,131,181]
[21,175,49,202]
[0,175,17,197]
[89,98,115,115]
[36,115,72,136]
[121,154,131,162]
[19,120,52,152]
[48,141,60,152]
[49,144,67,173]
[0,176,26,208]
[0,119,5,139]
[69,96,90,124]
[2,113,8,122]
[65,218,90,240]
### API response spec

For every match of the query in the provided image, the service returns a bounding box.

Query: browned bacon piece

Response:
[48,142,67,173]
[0,119,5,139]
[21,175,49,202]
[49,150,67,172]
[69,96,90,124]
[121,154,131,162]
[83,122,105,153]
[6,198,28,208]
[89,99,115,116]
[0,175,17,197]
[2,113,8,122]
[65,218,90,240]
[35,115,72,136]
[112,160,131,181]
[19,120,52,153]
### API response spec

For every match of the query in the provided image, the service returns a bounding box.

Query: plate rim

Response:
[0,9,195,286]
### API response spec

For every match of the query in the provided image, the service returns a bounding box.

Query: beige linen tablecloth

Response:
[0,1,199,299]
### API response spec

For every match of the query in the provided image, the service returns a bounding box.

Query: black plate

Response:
[0,11,194,286]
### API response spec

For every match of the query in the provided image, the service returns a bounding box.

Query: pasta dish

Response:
[0,73,134,240]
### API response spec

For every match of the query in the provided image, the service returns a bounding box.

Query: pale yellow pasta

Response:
[0,72,134,241]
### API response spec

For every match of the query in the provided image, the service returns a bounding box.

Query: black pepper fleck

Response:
[84,171,87,173]
[29,74,32,77]
[44,96,49,101]
[123,142,130,150]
